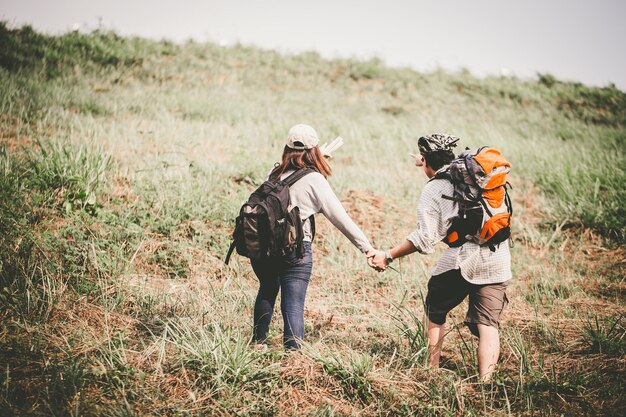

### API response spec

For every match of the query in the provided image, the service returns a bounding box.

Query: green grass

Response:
[0,24,624,416]
[582,313,626,355]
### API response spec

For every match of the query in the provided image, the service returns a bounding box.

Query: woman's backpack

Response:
[432,147,513,251]
[225,168,316,264]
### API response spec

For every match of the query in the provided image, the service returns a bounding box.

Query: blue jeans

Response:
[250,242,313,350]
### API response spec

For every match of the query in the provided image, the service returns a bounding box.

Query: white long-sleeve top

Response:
[278,170,373,254]
[405,169,512,284]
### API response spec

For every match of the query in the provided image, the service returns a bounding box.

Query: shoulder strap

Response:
[283,167,317,187]
[309,215,316,241]
[430,168,466,204]
[428,168,451,183]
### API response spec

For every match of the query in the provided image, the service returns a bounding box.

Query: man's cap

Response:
[418,133,460,155]
[287,124,319,150]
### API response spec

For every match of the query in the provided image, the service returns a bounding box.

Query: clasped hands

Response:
[365,249,389,272]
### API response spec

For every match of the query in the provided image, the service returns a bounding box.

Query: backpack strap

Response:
[286,168,317,242]
[283,167,317,186]
[429,169,463,203]
[441,194,462,202]
[309,215,316,241]
[284,167,318,254]
[224,241,236,265]
[478,196,493,217]
[504,186,513,217]
[428,168,451,183]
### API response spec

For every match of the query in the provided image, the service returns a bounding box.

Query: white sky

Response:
[2,0,625,90]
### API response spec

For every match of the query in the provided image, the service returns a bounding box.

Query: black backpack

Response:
[225,168,316,264]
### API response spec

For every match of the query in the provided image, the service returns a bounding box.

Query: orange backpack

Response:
[432,147,512,251]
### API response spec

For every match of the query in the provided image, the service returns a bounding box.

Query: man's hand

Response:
[366,249,386,272]
[410,153,424,167]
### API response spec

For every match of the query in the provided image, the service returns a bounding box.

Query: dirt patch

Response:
[277,353,364,415]
[563,229,626,301]
[0,115,35,152]
[340,189,387,233]
[108,176,138,205]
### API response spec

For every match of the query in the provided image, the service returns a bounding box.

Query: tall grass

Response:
[1,25,624,416]
[0,22,148,78]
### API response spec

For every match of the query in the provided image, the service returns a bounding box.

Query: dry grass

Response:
[1,27,624,416]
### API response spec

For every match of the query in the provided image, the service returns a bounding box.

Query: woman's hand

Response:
[370,251,388,270]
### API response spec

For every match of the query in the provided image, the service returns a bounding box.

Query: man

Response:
[370,134,511,382]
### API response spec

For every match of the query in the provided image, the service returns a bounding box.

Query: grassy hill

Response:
[0,24,624,416]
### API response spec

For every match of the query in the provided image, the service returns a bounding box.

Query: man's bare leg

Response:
[477,324,500,381]
[427,319,446,369]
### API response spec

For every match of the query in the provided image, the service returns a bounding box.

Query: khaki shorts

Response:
[425,269,509,337]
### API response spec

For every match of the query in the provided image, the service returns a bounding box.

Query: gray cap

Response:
[286,124,320,150]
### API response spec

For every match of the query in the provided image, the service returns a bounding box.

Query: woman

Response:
[251,123,378,350]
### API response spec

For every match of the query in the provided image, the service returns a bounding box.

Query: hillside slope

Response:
[1,25,624,416]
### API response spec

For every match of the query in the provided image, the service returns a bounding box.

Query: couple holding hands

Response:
[242,124,511,382]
